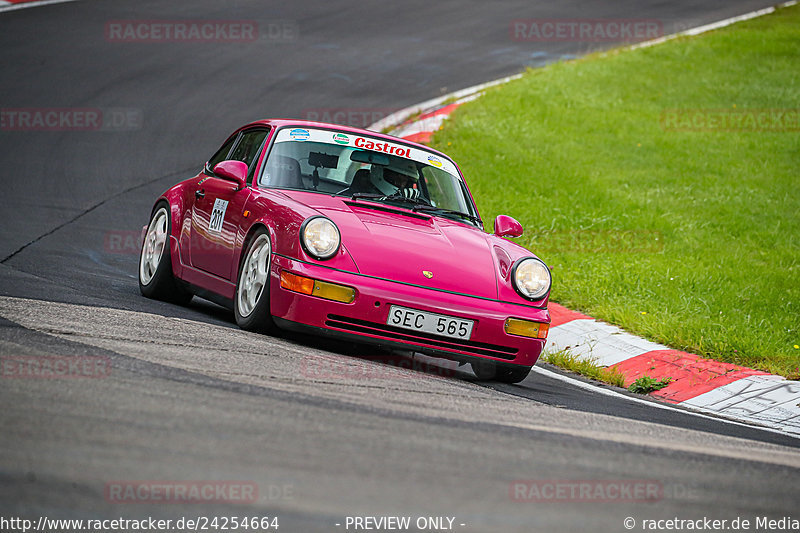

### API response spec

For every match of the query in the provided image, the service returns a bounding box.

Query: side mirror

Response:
[213,160,248,190]
[494,215,523,238]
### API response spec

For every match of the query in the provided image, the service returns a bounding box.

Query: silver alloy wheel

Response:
[139,207,168,286]
[237,234,271,318]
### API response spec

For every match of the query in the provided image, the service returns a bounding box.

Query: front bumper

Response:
[269,254,549,367]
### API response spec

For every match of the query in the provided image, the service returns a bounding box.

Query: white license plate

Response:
[386,305,474,340]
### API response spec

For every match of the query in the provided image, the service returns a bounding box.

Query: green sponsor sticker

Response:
[333,133,350,145]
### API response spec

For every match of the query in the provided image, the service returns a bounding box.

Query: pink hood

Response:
[294,193,499,299]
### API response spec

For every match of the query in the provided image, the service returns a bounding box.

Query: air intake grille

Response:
[325,314,518,360]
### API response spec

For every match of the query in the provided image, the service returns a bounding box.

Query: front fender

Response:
[486,233,551,308]
[234,192,360,280]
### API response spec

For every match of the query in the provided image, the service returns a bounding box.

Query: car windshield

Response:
[258,127,481,226]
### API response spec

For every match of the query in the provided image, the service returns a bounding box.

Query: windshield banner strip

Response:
[274,127,460,178]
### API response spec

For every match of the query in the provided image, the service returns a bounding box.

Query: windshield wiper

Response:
[350,192,480,224]
[385,191,428,205]
[349,192,385,201]
[350,191,427,205]
[411,204,482,224]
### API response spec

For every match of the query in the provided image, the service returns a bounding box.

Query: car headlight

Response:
[512,257,551,300]
[301,216,341,260]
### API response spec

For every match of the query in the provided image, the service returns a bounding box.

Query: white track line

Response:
[630,0,799,50]
[369,74,522,133]
[532,366,799,440]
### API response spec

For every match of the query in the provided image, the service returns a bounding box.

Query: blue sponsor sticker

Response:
[427,155,443,168]
[289,128,310,141]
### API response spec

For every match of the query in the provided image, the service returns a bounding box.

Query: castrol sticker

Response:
[273,127,459,178]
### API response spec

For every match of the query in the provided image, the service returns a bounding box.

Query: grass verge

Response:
[542,350,627,388]
[431,4,800,379]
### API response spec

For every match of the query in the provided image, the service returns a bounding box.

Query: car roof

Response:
[242,118,454,160]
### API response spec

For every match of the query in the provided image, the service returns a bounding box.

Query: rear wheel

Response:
[235,229,278,333]
[471,360,532,384]
[139,204,192,304]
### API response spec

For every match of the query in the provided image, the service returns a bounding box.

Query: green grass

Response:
[628,376,673,394]
[542,350,627,387]
[431,5,800,379]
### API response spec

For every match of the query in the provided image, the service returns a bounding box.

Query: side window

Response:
[229,129,269,184]
[207,134,238,171]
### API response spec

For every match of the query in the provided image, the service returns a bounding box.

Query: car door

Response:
[190,127,269,279]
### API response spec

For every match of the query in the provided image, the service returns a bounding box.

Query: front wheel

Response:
[234,229,278,333]
[139,203,192,304]
[471,360,532,384]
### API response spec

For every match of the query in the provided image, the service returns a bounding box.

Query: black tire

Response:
[138,203,192,305]
[471,360,532,384]
[234,229,278,333]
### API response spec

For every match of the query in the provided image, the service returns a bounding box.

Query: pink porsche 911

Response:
[138,120,551,383]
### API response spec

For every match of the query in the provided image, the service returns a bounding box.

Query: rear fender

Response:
[150,178,197,278]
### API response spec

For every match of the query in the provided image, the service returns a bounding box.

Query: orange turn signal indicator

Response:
[280,271,356,304]
[280,271,315,295]
[504,318,549,339]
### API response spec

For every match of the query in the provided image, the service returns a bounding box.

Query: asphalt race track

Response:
[1,1,798,532]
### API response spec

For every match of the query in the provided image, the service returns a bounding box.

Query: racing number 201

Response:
[209,199,229,233]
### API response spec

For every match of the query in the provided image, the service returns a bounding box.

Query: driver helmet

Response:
[369,160,418,195]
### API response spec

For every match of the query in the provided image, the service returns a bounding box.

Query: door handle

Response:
[195,189,205,199]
